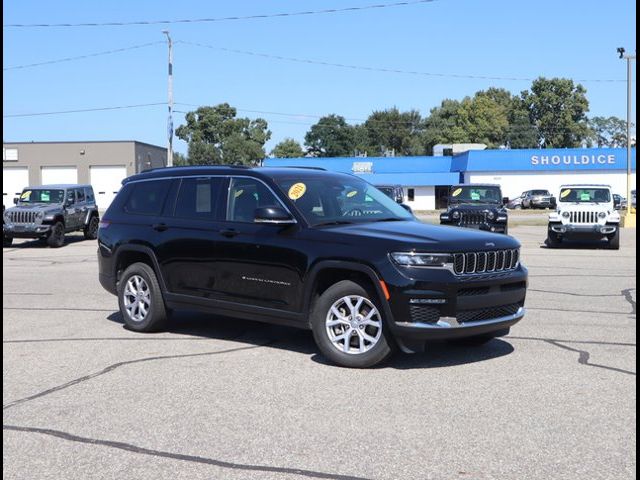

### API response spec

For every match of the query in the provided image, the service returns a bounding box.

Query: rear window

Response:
[123,180,171,215]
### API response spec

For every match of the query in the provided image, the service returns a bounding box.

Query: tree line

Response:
[175,77,632,165]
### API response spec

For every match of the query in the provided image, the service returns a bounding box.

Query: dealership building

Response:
[265,147,636,210]
[2,141,167,209]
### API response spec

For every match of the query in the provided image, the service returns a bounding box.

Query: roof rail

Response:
[263,165,327,171]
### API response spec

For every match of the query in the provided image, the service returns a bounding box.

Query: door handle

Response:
[220,228,239,238]
[152,223,169,232]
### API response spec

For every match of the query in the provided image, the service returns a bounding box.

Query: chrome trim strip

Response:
[395,307,526,330]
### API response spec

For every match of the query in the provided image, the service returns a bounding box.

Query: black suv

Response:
[98,167,527,368]
[4,184,100,247]
[440,184,509,234]
[376,184,404,204]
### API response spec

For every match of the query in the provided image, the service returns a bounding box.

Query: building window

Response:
[408,188,415,202]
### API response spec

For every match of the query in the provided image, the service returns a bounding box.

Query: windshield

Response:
[377,187,395,197]
[449,186,502,204]
[530,190,551,196]
[18,189,65,204]
[559,188,611,203]
[276,176,413,226]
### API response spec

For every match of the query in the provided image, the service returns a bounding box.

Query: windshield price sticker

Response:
[471,191,481,200]
[20,191,31,200]
[346,190,358,198]
[234,189,244,198]
[580,193,591,201]
[288,183,307,200]
[560,189,572,198]
[451,188,463,197]
[41,192,50,201]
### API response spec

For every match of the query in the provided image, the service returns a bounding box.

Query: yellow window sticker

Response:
[346,190,358,198]
[451,188,463,197]
[20,191,31,200]
[560,189,572,198]
[234,189,244,198]
[288,183,307,200]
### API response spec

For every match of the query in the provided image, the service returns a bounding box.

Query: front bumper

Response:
[381,263,528,343]
[3,224,52,238]
[440,221,508,234]
[549,223,618,236]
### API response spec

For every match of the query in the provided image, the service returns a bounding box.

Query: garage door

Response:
[3,167,29,208]
[90,165,127,210]
[41,166,78,185]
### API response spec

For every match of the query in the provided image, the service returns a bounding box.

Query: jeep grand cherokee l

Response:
[98,167,528,368]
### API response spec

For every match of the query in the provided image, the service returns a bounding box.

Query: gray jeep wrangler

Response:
[3,184,100,248]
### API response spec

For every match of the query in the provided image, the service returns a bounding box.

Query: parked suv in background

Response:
[98,167,528,368]
[547,184,620,249]
[440,184,509,234]
[375,184,404,204]
[520,190,556,209]
[3,184,100,248]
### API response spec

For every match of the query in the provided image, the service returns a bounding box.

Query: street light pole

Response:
[618,47,636,223]
[163,30,174,167]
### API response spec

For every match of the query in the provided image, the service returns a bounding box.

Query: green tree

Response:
[304,114,356,157]
[175,103,271,165]
[506,99,539,148]
[422,99,472,154]
[173,151,189,166]
[271,138,305,158]
[364,108,424,156]
[520,77,590,148]
[588,116,630,147]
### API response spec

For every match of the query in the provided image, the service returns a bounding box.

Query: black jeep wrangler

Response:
[440,184,509,235]
[98,167,527,368]
[3,184,100,248]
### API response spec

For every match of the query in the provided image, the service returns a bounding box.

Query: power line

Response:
[4,102,165,118]
[3,41,164,71]
[3,0,437,28]
[178,41,626,83]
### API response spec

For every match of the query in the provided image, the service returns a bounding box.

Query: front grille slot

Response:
[459,211,487,226]
[458,287,490,296]
[457,303,523,323]
[8,211,38,224]
[453,248,520,276]
[409,305,440,324]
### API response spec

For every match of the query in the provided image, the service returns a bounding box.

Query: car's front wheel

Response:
[546,229,562,248]
[3,235,13,247]
[46,222,65,248]
[608,228,620,250]
[311,280,394,368]
[117,262,168,332]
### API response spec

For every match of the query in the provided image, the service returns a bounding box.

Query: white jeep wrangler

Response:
[547,184,621,249]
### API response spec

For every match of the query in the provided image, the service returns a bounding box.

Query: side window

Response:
[85,187,95,203]
[75,188,86,203]
[123,180,170,216]
[174,177,223,220]
[227,178,281,223]
[65,190,76,205]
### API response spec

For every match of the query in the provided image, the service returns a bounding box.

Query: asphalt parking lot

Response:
[3,226,636,480]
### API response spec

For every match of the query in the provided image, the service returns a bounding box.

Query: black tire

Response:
[310,280,394,368]
[608,228,620,250]
[46,222,65,248]
[117,262,168,332]
[546,229,561,248]
[83,215,99,240]
[3,236,13,247]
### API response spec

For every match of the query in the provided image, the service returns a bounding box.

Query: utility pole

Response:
[163,30,174,167]
[617,47,636,226]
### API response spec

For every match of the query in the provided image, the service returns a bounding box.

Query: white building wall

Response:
[465,171,637,200]
[405,186,435,210]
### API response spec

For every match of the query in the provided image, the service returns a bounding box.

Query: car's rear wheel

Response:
[117,262,168,332]
[46,222,65,248]
[311,280,394,368]
[3,235,13,247]
[83,215,99,240]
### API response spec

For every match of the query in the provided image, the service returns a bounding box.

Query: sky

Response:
[3,0,637,155]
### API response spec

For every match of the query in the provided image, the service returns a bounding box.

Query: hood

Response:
[323,220,520,252]
[6,203,61,214]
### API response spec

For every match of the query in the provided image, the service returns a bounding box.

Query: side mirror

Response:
[502,197,510,205]
[254,206,295,224]
[13,197,19,205]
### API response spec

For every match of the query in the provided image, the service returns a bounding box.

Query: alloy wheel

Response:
[325,295,382,355]
[123,275,151,322]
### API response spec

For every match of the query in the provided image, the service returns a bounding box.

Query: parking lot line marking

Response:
[3,424,371,480]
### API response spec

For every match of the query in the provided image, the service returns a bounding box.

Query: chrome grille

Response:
[453,249,520,275]
[459,211,486,226]
[569,211,598,224]
[7,210,38,224]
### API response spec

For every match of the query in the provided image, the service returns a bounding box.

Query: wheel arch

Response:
[113,245,168,292]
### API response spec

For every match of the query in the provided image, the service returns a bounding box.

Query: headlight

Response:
[452,211,460,219]
[562,211,570,218]
[36,212,44,219]
[391,252,452,268]
[487,211,495,220]
[598,211,607,219]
